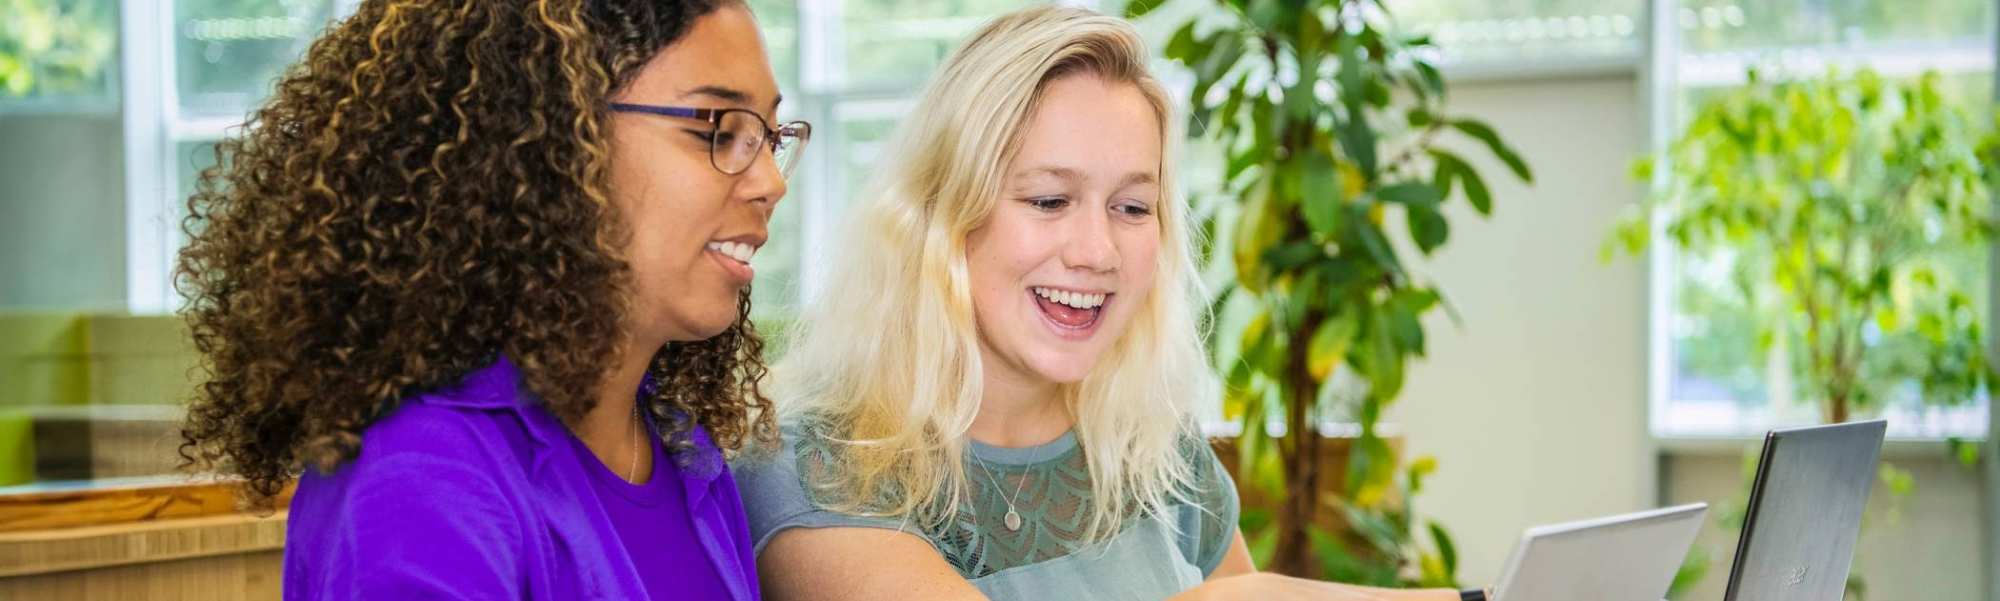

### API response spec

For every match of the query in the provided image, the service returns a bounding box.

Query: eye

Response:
[1113,199,1154,218]
[1026,196,1070,211]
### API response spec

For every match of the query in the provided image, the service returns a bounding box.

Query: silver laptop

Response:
[1492,503,1709,601]
[1722,420,1887,601]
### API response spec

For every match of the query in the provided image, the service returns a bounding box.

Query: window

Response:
[119,0,343,312]
[0,0,119,111]
[1653,0,1997,439]
[1389,0,1644,68]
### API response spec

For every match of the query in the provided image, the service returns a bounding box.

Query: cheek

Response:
[966,217,1051,295]
[1117,229,1163,299]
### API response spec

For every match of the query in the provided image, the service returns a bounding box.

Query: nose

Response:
[1061,202,1119,273]
[736,142,789,220]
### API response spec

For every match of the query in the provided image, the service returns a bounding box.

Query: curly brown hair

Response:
[175,0,775,508]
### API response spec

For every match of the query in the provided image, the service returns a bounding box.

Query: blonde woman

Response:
[733,6,1461,601]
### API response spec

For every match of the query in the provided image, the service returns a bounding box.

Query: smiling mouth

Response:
[705,239,759,284]
[1030,286,1110,332]
[706,240,757,265]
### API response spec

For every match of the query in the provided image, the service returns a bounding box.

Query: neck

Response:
[968,350,1071,449]
[573,337,658,484]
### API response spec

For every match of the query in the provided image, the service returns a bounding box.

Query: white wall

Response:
[0,114,127,310]
[1391,70,1657,587]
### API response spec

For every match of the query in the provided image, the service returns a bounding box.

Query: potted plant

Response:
[1609,67,1999,599]
[1132,0,1533,584]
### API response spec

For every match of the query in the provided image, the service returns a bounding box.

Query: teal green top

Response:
[730,419,1240,600]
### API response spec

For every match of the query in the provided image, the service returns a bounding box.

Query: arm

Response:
[1178,533,1461,601]
[758,526,988,601]
[1207,531,1257,578]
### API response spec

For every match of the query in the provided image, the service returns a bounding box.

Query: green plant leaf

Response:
[1947,437,1982,467]
[1428,521,1458,580]
[1247,518,1280,566]
[1164,21,1199,62]
[1308,312,1358,380]
[1192,32,1246,115]
[1301,152,1344,238]
[1377,182,1443,208]
[1414,60,1445,98]
[1431,150,1491,216]
[1232,180,1281,293]
[1311,526,1365,583]
[1451,118,1534,183]
[1354,219,1403,282]
[1122,0,1166,19]
[1408,205,1449,255]
[1667,546,1712,600]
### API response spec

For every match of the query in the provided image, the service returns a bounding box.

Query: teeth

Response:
[1032,287,1106,310]
[706,240,757,264]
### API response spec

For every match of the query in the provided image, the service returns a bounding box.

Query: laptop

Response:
[1722,420,1888,601]
[1491,503,1709,601]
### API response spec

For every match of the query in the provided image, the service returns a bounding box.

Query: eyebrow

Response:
[1011,166,1158,188]
[684,85,784,114]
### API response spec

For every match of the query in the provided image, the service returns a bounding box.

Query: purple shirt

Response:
[572,411,734,600]
[283,358,760,601]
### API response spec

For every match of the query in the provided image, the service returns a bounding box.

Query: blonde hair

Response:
[772,5,1212,541]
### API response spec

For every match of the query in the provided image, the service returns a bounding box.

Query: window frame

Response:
[1640,0,1999,443]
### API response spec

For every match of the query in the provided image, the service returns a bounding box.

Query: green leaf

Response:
[1247,0,1288,32]
[1408,206,1449,255]
[1122,0,1166,19]
[1232,180,1281,293]
[1667,546,1713,600]
[1366,312,1405,400]
[1262,240,1323,272]
[1377,182,1443,208]
[1451,118,1534,183]
[1947,437,1981,467]
[1414,60,1446,98]
[1308,312,1359,380]
[1163,22,1199,62]
[1311,526,1366,583]
[1428,521,1459,579]
[1247,518,1280,566]
[1301,152,1344,238]
[1431,150,1491,215]
[1192,32,1245,114]
[1354,219,1403,281]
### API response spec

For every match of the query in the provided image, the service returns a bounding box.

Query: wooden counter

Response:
[0,477,288,601]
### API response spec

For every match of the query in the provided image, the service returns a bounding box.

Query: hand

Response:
[1171,573,1461,601]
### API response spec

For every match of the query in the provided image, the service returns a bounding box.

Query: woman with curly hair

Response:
[174,1,804,599]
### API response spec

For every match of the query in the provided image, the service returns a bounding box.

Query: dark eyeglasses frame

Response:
[608,102,813,177]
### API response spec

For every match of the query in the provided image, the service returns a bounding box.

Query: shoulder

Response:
[728,416,920,554]
[1167,429,1239,576]
[1173,429,1236,508]
[294,372,546,524]
[728,417,834,522]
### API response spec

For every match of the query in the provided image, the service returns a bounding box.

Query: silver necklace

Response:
[973,458,1030,531]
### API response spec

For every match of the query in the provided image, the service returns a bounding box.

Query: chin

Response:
[1027,354,1099,384]
[654,301,743,343]
[690,308,743,339]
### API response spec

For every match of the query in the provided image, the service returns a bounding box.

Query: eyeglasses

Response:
[609,103,813,178]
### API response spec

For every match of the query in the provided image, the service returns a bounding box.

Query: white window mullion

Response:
[120,0,174,314]
[1640,0,1680,505]
[1984,4,2000,598]
[796,0,844,303]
